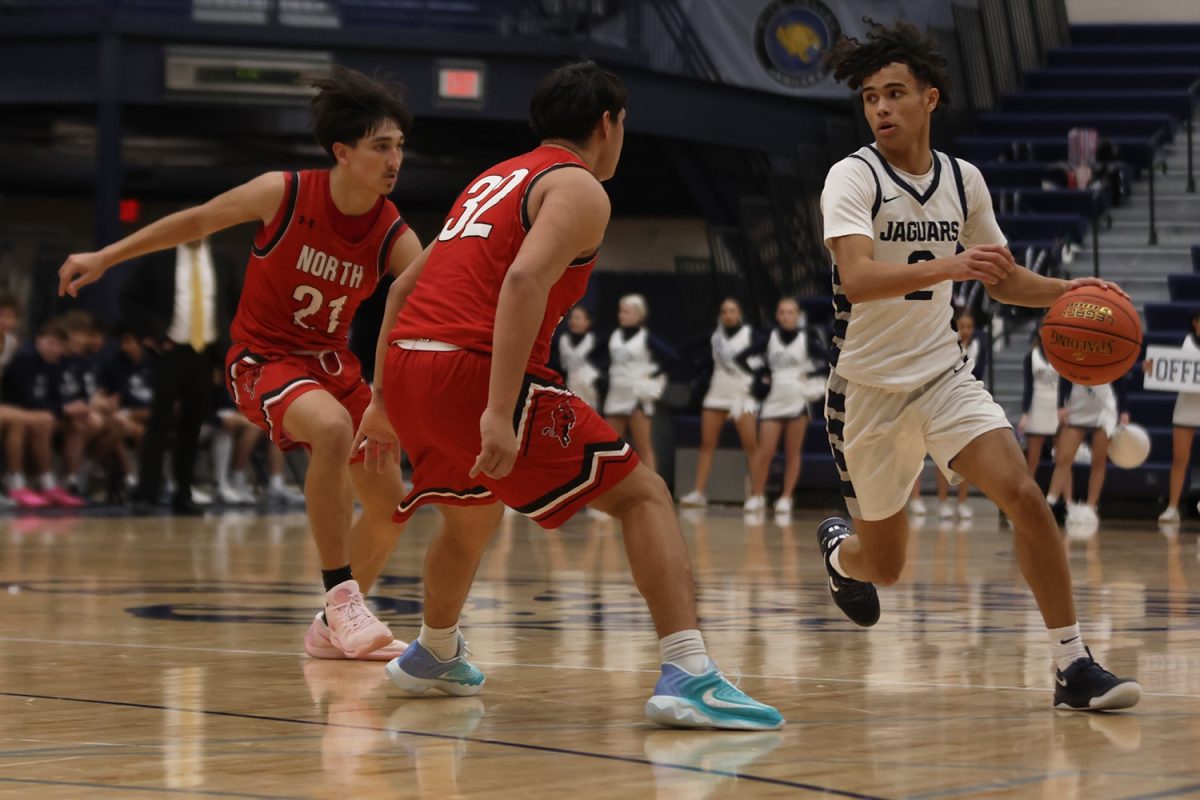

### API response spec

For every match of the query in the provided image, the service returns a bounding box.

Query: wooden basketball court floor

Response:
[1,502,1198,799]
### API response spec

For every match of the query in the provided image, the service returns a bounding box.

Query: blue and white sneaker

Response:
[645,660,784,730]
[384,635,485,697]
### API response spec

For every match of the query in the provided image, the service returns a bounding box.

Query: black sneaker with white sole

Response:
[1054,648,1141,711]
[816,517,880,627]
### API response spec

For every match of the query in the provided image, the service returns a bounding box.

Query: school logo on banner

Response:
[754,0,842,89]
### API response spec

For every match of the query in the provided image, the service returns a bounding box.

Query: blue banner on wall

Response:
[682,0,954,98]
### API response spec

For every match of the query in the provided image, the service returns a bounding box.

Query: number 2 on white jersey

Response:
[438,168,530,242]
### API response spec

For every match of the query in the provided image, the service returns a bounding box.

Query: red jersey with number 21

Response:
[391,145,598,380]
[231,169,408,356]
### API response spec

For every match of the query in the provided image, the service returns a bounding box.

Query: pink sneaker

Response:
[324,580,393,658]
[10,488,50,509]
[303,611,407,661]
[41,487,86,508]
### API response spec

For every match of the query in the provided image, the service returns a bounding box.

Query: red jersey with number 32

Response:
[391,146,598,380]
[231,169,408,355]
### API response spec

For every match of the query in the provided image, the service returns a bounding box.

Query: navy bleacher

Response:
[1024,68,1200,92]
[975,112,1176,140]
[1145,302,1200,334]
[1168,274,1200,302]
[956,136,1158,170]
[1046,46,1200,69]
[1000,91,1195,119]
[1069,24,1200,46]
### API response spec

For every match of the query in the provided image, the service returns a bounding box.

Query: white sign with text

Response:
[1144,346,1200,394]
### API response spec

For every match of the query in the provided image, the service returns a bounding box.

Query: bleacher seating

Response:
[975,112,1176,140]
[956,136,1158,171]
[1023,68,1200,92]
[1168,273,1200,302]
[1045,46,1200,69]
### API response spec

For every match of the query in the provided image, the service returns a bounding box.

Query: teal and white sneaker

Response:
[645,660,784,730]
[384,635,485,697]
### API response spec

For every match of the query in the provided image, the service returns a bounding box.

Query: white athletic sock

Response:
[212,431,233,488]
[829,544,851,579]
[418,623,461,661]
[7,473,24,491]
[1046,494,1059,505]
[1048,623,1088,672]
[38,473,55,491]
[659,629,710,675]
[268,473,285,492]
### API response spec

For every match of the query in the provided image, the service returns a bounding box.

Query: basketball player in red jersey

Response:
[354,62,782,729]
[57,67,419,661]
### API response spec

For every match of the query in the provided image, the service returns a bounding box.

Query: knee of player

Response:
[305,414,355,452]
[870,558,905,586]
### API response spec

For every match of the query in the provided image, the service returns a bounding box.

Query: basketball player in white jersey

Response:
[817,20,1139,710]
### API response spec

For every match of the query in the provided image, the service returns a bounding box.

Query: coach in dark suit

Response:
[122,238,240,514]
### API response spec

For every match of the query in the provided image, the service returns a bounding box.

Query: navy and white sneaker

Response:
[1054,649,1141,711]
[817,517,880,627]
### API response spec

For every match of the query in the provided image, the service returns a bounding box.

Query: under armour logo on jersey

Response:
[541,399,576,448]
[296,215,316,229]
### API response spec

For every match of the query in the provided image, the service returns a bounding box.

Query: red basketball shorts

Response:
[383,345,639,529]
[225,344,371,461]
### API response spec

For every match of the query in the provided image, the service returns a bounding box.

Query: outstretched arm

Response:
[58,171,286,297]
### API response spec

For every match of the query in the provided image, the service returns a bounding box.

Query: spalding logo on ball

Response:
[1040,288,1142,385]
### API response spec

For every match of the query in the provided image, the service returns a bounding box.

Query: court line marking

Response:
[0,690,889,800]
[0,776,303,799]
[2,635,1197,700]
[1119,784,1200,800]
[0,755,82,768]
[901,771,1080,800]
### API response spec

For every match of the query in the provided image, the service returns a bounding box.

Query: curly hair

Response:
[309,65,413,159]
[825,19,951,107]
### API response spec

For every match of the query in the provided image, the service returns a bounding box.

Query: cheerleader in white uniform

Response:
[1046,378,1130,525]
[746,298,828,517]
[1147,311,1200,523]
[553,306,600,408]
[602,294,675,474]
[680,298,761,508]
[1018,327,1068,479]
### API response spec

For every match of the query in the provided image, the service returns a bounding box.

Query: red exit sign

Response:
[436,61,485,105]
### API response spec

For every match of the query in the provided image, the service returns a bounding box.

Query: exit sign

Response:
[435,60,485,107]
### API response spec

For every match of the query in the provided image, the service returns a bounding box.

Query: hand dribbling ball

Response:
[1040,287,1141,386]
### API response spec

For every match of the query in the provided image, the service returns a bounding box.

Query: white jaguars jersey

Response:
[821,145,1006,391]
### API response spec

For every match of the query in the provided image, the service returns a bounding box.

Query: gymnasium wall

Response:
[1066,0,1200,23]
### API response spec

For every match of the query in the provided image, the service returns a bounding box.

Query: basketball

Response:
[1040,287,1142,386]
[1108,423,1151,469]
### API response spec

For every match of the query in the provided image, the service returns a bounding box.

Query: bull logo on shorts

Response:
[237,366,262,400]
[541,398,576,448]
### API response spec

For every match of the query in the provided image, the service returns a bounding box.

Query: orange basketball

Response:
[1040,287,1142,386]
